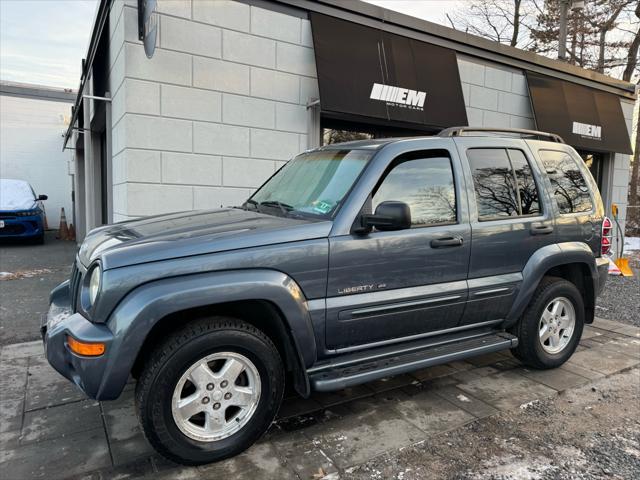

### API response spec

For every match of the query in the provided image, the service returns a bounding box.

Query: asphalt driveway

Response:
[0,231,76,345]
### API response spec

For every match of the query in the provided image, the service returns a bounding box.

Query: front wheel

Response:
[135,317,285,465]
[510,277,584,369]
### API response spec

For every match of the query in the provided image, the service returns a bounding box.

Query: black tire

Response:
[135,317,284,465]
[510,276,584,369]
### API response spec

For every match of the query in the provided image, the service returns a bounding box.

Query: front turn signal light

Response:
[67,336,105,356]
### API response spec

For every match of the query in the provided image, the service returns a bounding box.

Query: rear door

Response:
[454,137,556,326]
[325,143,471,351]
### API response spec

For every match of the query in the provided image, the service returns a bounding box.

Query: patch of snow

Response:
[474,453,559,479]
[0,268,54,281]
[0,178,37,211]
[624,236,640,251]
[456,394,472,403]
[320,473,340,480]
[519,400,540,410]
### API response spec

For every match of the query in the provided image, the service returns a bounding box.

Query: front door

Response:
[325,148,471,351]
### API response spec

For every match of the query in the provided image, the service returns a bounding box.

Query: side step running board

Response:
[309,332,518,392]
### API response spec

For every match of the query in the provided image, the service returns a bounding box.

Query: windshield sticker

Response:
[313,201,333,214]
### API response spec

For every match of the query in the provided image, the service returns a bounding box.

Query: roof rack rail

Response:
[438,127,565,144]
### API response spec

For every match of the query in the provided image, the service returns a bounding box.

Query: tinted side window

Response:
[373,155,456,226]
[508,149,541,215]
[468,149,519,220]
[539,150,593,214]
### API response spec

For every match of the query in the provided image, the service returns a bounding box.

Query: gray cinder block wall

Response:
[104,0,631,237]
[457,54,536,130]
[107,0,317,221]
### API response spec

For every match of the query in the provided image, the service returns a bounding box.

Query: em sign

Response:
[572,121,602,140]
[369,83,427,110]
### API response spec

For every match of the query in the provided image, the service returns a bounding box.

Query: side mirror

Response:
[360,201,411,233]
[38,194,48,201]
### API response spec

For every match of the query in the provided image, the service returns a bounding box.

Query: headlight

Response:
[15,209,41,217]
[88,264,102,307]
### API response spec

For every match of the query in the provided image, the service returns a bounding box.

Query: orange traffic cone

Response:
[57,208,69,240]
[67,223,76,242]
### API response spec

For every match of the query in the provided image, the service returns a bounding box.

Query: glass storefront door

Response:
[578,151,605,190]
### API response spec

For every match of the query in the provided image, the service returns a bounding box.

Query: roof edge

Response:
[280,0,636,98]
[0,81,76,102]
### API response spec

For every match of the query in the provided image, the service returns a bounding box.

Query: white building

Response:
[1,82,75,228]
[65,0,636,247]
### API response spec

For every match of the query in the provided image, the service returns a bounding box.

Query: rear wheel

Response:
[135,317,284,465]
[511,277,584,369]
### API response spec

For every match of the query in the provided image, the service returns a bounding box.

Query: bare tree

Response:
[623,3,640,235]
[450,0,640,236]
[452,0,639,77]
[622,2,640,82]
[450,0,531,48]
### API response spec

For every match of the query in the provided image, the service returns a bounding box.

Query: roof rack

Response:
[438,127,565,144]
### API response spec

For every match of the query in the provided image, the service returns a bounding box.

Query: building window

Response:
[373,153,457,226]
[323,128,373,145]
[578,151,605,190]
[539,150,594,214]
[467,148,541,221]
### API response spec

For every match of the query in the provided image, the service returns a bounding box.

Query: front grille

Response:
[0,224,25,234]
[69,261,82,312]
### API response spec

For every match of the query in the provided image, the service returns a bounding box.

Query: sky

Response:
[0,0,98,89]
[0,0,466,90]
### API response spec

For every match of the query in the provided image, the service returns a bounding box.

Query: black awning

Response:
[309,13,467,130]
[526,72,632,154]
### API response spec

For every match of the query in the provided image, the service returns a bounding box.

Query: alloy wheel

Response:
[171,352,261,442]
[538,296,576,354]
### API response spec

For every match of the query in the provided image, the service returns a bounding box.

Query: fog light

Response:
[67,336,105,356]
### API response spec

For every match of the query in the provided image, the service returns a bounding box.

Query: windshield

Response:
[247,149,373,218]
[0,179,36,211]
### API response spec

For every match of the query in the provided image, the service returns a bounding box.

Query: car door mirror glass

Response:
[38,194,48,201]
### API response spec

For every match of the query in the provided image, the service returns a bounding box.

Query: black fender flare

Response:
[97,269,316,399]
[504,242,599,328]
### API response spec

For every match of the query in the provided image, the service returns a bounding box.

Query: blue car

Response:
[0,179,48,244]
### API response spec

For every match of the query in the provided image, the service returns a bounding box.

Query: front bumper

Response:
[41,281,115,399]
[595,256,608,296]
[0,213,43,238]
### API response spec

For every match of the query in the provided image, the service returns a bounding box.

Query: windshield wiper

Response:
[242,199,259,211]
[258,200,294,216]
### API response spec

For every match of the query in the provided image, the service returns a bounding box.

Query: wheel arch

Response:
[97,269,315,400]
[131,299,310,397]
[505,242,600,328]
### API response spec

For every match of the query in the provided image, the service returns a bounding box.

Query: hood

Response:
[0,179,37,211]
[80,208,332,269]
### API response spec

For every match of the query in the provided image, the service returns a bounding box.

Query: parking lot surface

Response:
[0,318,638,479]
[0,232,76,345]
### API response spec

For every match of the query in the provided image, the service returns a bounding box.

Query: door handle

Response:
[530,224,553,235]
[430,236,463,248]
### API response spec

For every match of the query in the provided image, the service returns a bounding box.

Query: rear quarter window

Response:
[539,150,594,214]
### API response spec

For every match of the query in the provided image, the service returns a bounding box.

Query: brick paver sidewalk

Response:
[1,318,638,479]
